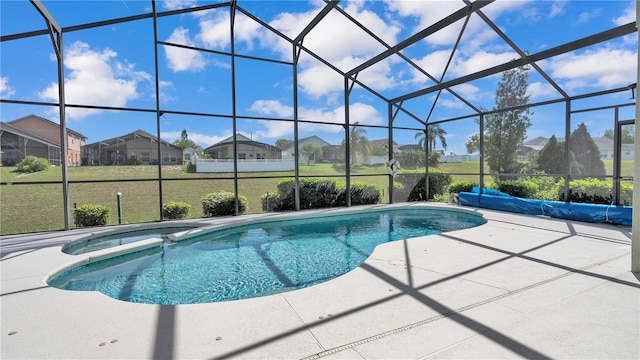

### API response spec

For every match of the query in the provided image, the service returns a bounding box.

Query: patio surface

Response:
[1,204,638,359]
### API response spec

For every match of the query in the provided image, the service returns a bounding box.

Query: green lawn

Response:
[0,160,634,235]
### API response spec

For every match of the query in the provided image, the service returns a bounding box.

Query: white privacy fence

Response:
[195,158,296,173]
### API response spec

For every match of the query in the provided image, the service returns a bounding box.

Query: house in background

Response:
[183,147,199,164]
[0,114,87,166]
[82,129,183,165]
[279,135,333,164]
[203,134,281,160]
[519,136,634,161]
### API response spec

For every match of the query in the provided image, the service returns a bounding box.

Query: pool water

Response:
[62,225,199,255]
[49,208,485,304]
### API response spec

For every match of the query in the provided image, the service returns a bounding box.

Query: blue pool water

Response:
[62,225,199,255]
[49,208,485,305]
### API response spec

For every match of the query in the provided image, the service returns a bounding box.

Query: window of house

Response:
[141,152,150,162]
[163,151,176,162]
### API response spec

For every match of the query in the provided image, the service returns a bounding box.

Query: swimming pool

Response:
[48,207,485,305]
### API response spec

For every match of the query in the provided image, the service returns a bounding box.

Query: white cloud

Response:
[262,2,400,99]
[158,80,175,103]
[0,77,15,97]
[249,99,383,137]
[527,81,557,99]
[575,9,602,24]
[160,129,231,147]
[38,41,148,120]
[548,1,566,18]
[450,83,482,102]
[613,3,636,25]
[250,100,293,118]
[164,27,206,72]
[384,1,531,49]
[547,47,637,91]
[162,0,197,11]
[449,50,519,78]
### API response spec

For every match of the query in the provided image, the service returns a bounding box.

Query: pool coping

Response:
[1,203,638,359]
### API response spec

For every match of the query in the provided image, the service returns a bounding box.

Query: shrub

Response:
[495,179,538,198]
[124,156,142,166]
[15,156,49,173]
[349,182,381,205]
[186,163,196,173]
[202,191,247,216]
[449,181,478,194]
[405,169,453,201]
[559,178,613,205]
[262,178,380,211]
[162,201,191,219]
[620,182,633,206]
[260,192,281,212]
[74,204,110,227]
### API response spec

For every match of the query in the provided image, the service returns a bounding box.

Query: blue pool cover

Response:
[458,190,632,226]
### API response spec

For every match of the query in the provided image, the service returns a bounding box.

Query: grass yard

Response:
[0,159,633,235]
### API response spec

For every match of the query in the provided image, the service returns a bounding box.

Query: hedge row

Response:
[448,177,632,206]
[261,178,381,211]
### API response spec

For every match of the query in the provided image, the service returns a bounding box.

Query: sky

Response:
[0,0,637,155]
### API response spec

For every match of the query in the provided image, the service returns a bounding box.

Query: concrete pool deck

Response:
[1,203,638,359]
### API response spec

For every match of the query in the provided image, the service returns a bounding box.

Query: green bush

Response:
[262,178,380,211]
[162,201,191,219]
[124,156,142,166]
[448,181,478,194]
[400,169,453,201]
[202,191,247,216]
[348,181,381,205]
[15,156,49,173]
[559,178,613,205]
[74,204,111,227]
[260,192,281,212]
[620,182,633,206]
[186,163,196,173]
[495,179,539,198]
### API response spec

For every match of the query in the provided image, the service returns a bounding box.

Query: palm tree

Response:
[415,124,447,152]
[342,122,371,164]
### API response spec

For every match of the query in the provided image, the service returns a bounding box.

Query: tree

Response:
[415,124,447,152]
[275,139,292,148]
[342,121,371,164]
[604,126,635,143]
[173,138,200,150]
[300,144,322,165]
[465,133,481,154]
[571,122,605,176]
[468,65,532,178]
[537,135,564,176]
[173,129,200,150]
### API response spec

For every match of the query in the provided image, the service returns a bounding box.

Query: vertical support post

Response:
[388,102,394,204]
[56,33,71,230]
[424,125,429,201]
[631,2,640,273]
[230,1,240,216]
[613,106,621,205]
[344,77,351,207]
[479,114,485,193]
[30,0,70,229]
[152,1,164,221]
[563,100,571,202]
[292,45,301,211]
